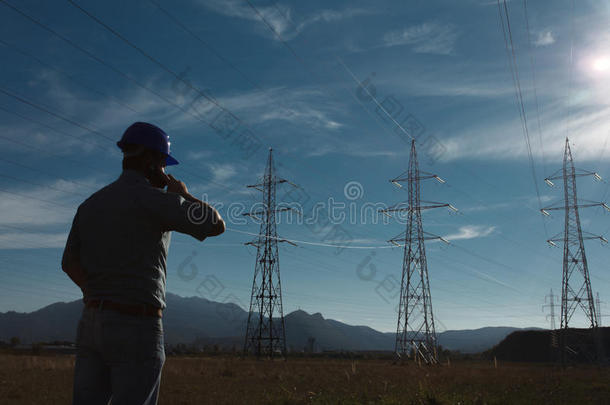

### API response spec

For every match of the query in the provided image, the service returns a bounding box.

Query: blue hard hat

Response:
[117,122,179,166]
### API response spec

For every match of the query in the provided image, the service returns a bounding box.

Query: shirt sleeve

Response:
[140,189,216,241]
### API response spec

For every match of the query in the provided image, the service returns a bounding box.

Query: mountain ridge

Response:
[0,293,539,353]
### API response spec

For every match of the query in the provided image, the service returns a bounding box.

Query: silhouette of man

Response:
[62,122,225,404]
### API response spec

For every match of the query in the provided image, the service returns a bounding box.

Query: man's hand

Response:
[166,174,189,196]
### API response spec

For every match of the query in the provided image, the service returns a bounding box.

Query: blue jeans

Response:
[72,305,165,405]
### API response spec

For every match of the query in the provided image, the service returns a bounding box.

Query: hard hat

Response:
[117,122,179,166]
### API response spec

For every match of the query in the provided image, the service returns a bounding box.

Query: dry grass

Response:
[1,354,609,404]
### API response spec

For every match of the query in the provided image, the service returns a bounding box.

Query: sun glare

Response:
[592,57,610,72]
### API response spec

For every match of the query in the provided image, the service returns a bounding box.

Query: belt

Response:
[85,299,163,318]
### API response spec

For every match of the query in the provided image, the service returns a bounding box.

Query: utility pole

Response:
[541,138,609,364]
[380,140,456,364]
[243,148,297,358]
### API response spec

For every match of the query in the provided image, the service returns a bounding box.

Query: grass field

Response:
[1,354,609,404]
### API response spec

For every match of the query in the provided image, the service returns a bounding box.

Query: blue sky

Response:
[1,0,610,332]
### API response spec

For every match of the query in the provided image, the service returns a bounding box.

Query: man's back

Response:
[70,169,216,310]
[77,170,172,309]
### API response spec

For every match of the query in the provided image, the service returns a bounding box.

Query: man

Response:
[62,122,225,405]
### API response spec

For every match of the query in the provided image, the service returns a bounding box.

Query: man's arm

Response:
[61,211,87,291]
[165,174,226,236]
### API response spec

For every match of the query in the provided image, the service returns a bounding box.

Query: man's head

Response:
[117,122,179,187]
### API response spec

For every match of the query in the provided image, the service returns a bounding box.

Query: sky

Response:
[0,0,609,333]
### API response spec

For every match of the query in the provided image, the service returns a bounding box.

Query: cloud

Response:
[0,231,67,249]
[438,100,610,163]
[0,177,102,227]
[443,225,496,241]
[306,144,400,158]
[295,8,373,33]
[215,87,345,130]
[208,163,237,182]
[198,0,292,38]
[534,30,555,47]
[197,0,371,41]
[185,150,213,160]
[383,22,459,55]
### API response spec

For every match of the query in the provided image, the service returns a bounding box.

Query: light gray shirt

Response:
[64,170,214,309]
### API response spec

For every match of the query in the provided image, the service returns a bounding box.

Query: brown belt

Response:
[85,299,163,318]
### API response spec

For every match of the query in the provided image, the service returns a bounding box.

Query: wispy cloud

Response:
[306,144,400,158]
[217,87,345,130]
[197,0,292,38]
[444,225,496,241]
[0,178,100,227]
[208,163,237,182]
[534,30,555,47]
[439,100,610,163]
[21,67,345,152]
[382,22,459,55]
[0,231,67,249]
[197,0,371,41]
[185,150,213,160]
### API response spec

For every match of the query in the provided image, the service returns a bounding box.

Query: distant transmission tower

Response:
[381,140,456,364]
[543,288,559,352]
[596,292,605,327]
[541,138,609,363]
[543,288,558,330]
[243,148,297,358]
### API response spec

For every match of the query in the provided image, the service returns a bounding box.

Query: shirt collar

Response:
[119,169,150,185]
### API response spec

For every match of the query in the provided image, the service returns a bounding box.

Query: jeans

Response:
[72,305,165,405]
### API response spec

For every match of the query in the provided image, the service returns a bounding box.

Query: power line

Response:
[0,37,140,114]
[0,105,110,171]
[0,86,114,144]
[147,0,263,93]
[227,227,394,249]
[66,0,240,127]
[522,0,548,178]
[0,0,272,200]
[0,0,239,149]
[0,186,76,210]
[0,172,88,198]
[496,0,548,239]
[0,156,98,192]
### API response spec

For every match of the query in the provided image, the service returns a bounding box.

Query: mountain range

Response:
[0,293,539,353]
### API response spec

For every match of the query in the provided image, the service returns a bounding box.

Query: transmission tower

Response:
[541,138,609,363]
[543,288,558,331]
[380,140,456,364]
[596,292,605,327]
[243,148,297,358]
[543,288,559,353]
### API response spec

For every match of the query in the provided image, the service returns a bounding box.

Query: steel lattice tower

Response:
[243,148,296,358]
[381,140,456,364]
[543,288,558,331]
[541,138,609,363]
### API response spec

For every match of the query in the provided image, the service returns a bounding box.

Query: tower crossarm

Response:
[247,178,298,191]
[244,235,298,248]
[390,171,445,187]
[380,201,457,215]
[244,206,301,217]
[388,231,450,246]
[544,168,603,186]
[541,201,610,216]
[546,231,608,247]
